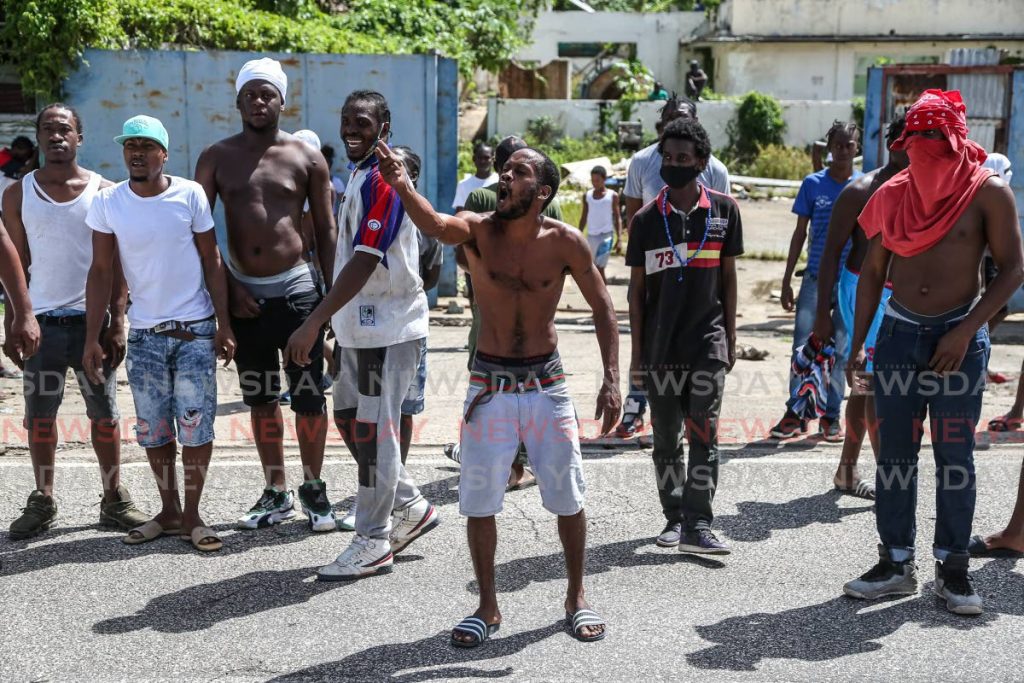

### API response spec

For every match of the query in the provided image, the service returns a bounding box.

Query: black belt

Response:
[37,314,86,327]
[149,315,216,341]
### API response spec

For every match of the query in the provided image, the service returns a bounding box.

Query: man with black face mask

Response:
[625,117,743,553]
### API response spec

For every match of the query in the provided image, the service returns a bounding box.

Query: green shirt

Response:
[463,183,563,220]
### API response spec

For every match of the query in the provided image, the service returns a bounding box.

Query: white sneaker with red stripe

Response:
[389,496,440,554]
[316,535,393,581]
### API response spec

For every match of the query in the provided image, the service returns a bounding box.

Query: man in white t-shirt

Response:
[84,114,235,552]
[284,91,439,580]
[452,143,496,212]
[2,103,150,540]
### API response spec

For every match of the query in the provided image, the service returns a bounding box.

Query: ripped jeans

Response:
[125,318,217,448]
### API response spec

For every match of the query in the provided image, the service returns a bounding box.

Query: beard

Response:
[494,184,537,220]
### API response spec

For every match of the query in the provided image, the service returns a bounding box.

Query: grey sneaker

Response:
[99,484,149,530]
[844,545,918,599]
[934,556,983,616]
[10,490,57,539]
[656,521,682,547]
[678,529,731,555]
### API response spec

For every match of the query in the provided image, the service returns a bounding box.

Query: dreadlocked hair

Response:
[825,119,860,146]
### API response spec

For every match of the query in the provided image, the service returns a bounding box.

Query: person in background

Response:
[0,136,37,198]
[320,143,346,212]
[578,165,620,282]
[685,61,708,101]
[453,143,496,213]
[648,81,670,102]
[770,121,861,442]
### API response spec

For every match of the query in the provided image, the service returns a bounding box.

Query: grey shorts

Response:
[458,351,585,517]
[23,315,119,425]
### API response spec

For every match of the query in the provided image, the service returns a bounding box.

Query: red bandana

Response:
[859,89,992,257]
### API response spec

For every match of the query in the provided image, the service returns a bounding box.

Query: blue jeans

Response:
[787,272,848,420]
[872,315,990,561]
[125,319,218,448]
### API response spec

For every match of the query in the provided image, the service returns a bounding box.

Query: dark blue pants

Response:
[872,315,989,562]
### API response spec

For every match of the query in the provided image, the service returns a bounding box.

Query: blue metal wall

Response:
[62,49,459,298]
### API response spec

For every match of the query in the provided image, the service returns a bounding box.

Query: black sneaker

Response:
[656,521,682,547]
[843,545,918,599]
[770,411,808,439]
[298,480,337,533]
[819,417,843,443]
[934,556,983,615]
[678,529,731,555]
[9,490,58,539]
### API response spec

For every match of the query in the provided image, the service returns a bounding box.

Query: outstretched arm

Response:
[375,140,475,245]
[566,231,621,435]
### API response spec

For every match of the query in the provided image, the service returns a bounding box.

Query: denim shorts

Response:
[125,318,217,448]
[400,338,428,415]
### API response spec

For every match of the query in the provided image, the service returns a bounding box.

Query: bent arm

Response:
[304,251,380,328]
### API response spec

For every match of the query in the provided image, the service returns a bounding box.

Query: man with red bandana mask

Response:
[842,90,1024,615]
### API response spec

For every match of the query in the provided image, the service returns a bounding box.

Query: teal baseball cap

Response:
[113,115,169,150]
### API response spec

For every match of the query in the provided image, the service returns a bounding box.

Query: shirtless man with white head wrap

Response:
[195,57,340,533]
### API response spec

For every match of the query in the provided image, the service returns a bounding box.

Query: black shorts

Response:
[231,289,326,414]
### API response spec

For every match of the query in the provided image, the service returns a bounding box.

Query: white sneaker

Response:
[390,496,440,554]
[317,535,393,581]
[339,500,357,532]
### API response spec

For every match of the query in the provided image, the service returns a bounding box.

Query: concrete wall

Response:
[487,98,853,150]
[713,40,1024,100]
[516,11,707,94]
[723,0,1024,37]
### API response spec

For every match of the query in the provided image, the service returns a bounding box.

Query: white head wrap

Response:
[235,58,288,104]
[982,152,1012,184]
[293,129,321,151]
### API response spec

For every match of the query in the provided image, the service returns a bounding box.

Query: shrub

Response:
[728,91,786,160]
[744,144,812,181]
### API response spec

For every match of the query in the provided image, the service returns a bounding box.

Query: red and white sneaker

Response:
[390,497,440,554]
[316,535,393,581]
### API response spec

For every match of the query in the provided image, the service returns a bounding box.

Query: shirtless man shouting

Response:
[376,141,621,646]
[195,57,339,532]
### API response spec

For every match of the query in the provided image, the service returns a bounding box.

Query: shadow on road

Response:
[686,558,1024,672]
[468,536,725,595]
[715,491,872,543]
[92,566,347,635]
[268,621,563,682]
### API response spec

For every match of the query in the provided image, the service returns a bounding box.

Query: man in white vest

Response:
[2,103,148,539]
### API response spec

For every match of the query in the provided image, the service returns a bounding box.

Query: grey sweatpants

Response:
[333,338,423,539]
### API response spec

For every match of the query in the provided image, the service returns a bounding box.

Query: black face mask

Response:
[661,164,700,189]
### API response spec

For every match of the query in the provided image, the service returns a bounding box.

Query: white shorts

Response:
[458,353,585,517]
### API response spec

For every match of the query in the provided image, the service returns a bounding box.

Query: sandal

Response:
[988,414,1023,432]
[450,616,500,648]
[0,367,23,379]
[834,480,875,500]
[122,519,182,545]
[967,534,1024,558]
[443,442,461,464]
[506,467,537,492]
[189,526,223,552]
[565,608,607,642]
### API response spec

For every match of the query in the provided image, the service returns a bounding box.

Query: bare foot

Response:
[984,530,1024,554]
[565,595,605,640]
[452,606,502,645]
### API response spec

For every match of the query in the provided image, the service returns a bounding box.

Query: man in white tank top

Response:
[578,165,621,282]
[1,104,150,540]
